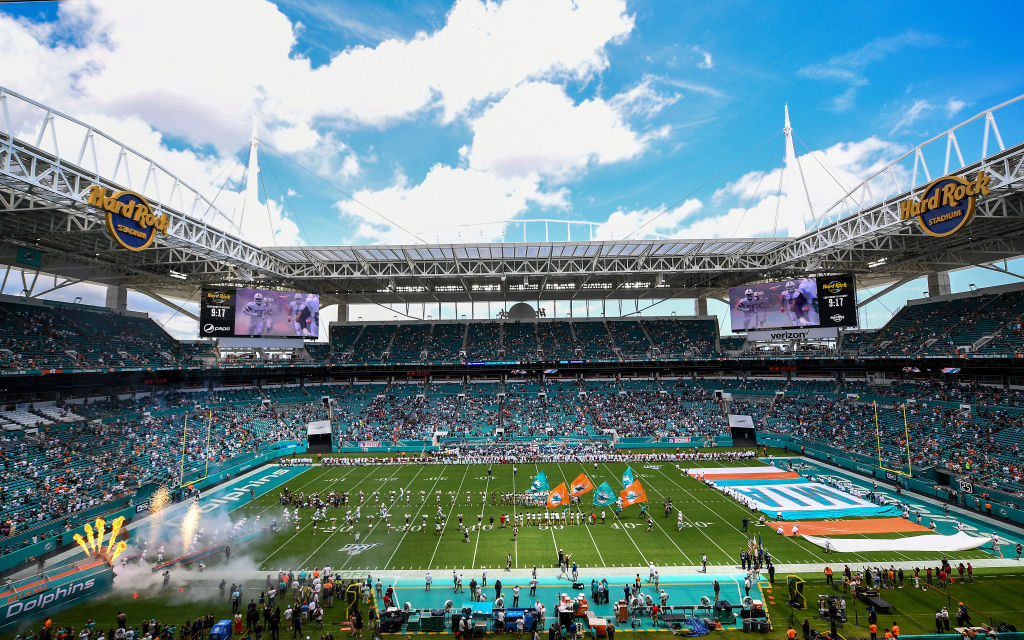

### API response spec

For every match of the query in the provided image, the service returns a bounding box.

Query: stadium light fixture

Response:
[867,257,888,268]
[168,270,187,280]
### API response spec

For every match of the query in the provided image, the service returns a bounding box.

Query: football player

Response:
[243,292,274,335]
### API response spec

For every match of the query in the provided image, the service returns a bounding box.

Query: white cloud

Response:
[0,0,641,250]
[335,165,567,244]
[946,98,968,118]
[798,31,939,111]
[593,198,702,240]
[468,81,656,182]
[603,135,905,240]
[340,154,361,179]
[692,45,713,70]
[0,0,635,155]
[890,99,933,134]
[659,76,725,99]
[609,75,681,119]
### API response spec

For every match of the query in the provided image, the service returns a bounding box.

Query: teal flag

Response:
[621,466,634,489]
[16,246,41,267]
[592,482,617,506]
[529,470,549,493]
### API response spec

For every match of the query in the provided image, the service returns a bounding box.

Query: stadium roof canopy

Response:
[1,86,1024,307]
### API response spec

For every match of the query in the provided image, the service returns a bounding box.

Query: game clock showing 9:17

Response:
[199,288,237,337]
[816,274,857,328]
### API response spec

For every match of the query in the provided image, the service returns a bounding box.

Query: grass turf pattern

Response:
[222,460,1001,574]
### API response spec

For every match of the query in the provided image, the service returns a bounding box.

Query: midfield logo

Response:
[340,543,382,555]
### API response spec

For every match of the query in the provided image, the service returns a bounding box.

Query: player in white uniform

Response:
[736,289,758,330]
[798,278,818,323]
[303,294,319,337]
[289,294,309,337]
[243,292,275,335]
[780,281,811,326]
[754,290,768,327]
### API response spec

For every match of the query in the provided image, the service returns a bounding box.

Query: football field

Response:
[216,459,1000,574]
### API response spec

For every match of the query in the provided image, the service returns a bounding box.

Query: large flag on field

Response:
[529,470,550,493]
[569,473,595,497]
[592,482,617,506]
[546,482,569,509]
[621,466,634,489]
[620,480,648,507]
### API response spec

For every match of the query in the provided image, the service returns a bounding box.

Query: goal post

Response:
[873,400,913,478]
[179,410,214,487]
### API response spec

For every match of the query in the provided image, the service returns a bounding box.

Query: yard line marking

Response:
[311,462,415,570]
[469,470,493,569]
[426,464,473,569]
[557,462,605,566]
[511,463,518,569]
[598,462,649,566]
[535,463,560,565]
[659,463,900,566]
[652,464,829,565]
[590,462,685,564]
[334,463,413,571]
[615,464,707,564]
[262,463,391,570]
[207,463,349,569]
[383,464,450,570]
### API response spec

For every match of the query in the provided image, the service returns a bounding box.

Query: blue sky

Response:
[1,0,1023,337]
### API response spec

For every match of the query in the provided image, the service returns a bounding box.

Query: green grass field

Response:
[214,460,996,574]
[3,458,1021,639]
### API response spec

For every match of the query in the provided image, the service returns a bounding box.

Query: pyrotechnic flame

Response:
[73,533,91,556]
[110,541,128,563]
[181,501,200,556]
[94,518,105,551]
[74,516,129,566]
[148,485,170,547]
[106,516,125,553]
[84,524,97,554]
[149,486,169,514]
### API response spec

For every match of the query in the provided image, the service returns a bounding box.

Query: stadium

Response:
[1,4,1024,640]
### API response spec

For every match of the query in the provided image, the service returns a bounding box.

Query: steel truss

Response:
[1,86,1024,305]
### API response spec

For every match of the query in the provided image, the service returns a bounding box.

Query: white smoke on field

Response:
[114,497,283,602]
[109,554,271,605]
[132,494,273,557]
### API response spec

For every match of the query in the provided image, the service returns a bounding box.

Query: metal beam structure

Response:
[1,86,1023,309]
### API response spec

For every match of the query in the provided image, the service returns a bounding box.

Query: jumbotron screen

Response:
[728,274,857,331]
[199,287,320,338]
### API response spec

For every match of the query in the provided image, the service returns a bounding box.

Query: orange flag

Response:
[546,482,569,509]
[620,480,648,507]
[569,473,595,497]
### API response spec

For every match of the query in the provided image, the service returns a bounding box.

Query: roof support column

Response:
[105,285,127,313]
[927,272,951,298]
[695,297,708,316]
[337,303,349,323]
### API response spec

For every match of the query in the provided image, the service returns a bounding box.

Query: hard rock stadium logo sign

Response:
[205,290,232,304]
[899,170,991,238]
[88,185,169,250]
[820,279,848,294]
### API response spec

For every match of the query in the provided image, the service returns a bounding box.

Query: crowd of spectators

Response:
[4,373,1024,556]
[0,301,208,371]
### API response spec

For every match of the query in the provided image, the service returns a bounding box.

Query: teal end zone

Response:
[712,478,810,487]
[383,573,768,632]
[776,458,1024,549]
[776,506,903,520]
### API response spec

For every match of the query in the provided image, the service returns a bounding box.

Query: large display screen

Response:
[199,287,319,338]
[728,274,856,331]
